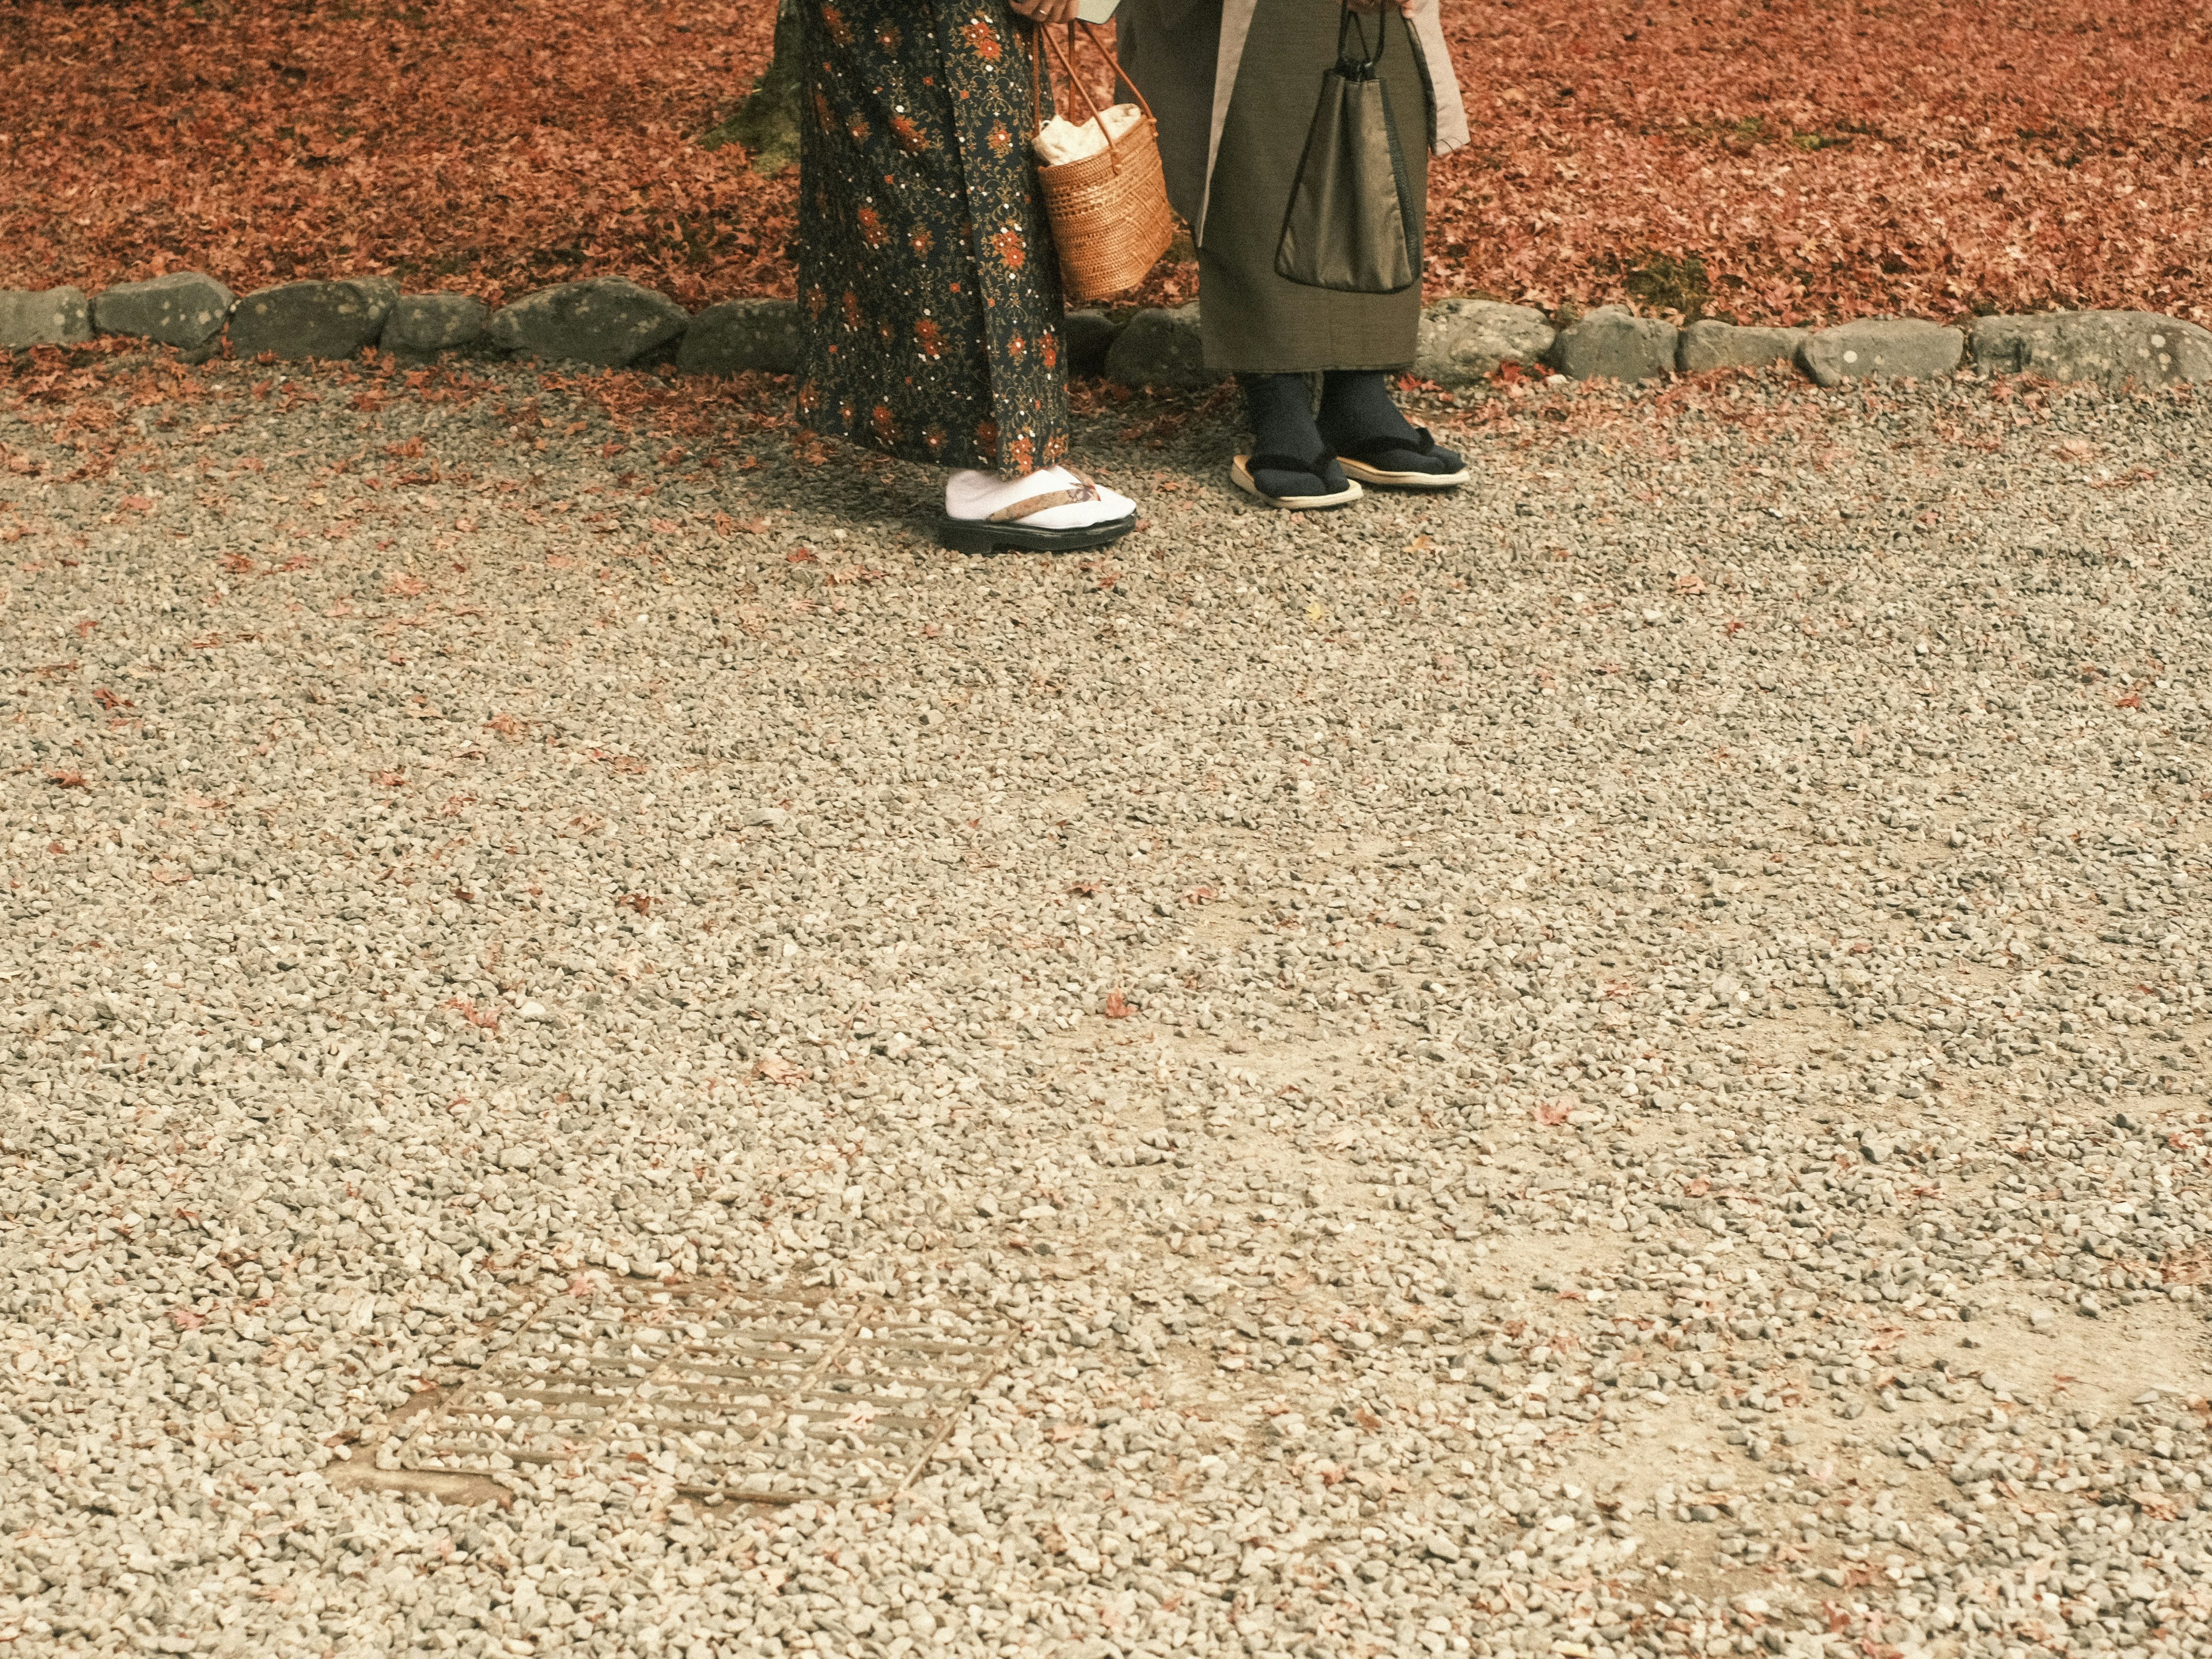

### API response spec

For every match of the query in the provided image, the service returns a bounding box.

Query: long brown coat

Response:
[1116,0,1468,244]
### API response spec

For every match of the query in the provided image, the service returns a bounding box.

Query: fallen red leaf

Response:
[8,0,2209,357]
[444,996,501,1032]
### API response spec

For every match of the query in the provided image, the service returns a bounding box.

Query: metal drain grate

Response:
[361,1280,1009,1503]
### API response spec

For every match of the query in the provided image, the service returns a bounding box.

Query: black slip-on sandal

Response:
[1331,427,1471,490]
[1230,453,1363,510]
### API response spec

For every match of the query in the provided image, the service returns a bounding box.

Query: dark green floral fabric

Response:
[796,0,1071,474]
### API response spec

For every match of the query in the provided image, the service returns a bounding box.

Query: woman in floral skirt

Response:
[796,0,1135,552]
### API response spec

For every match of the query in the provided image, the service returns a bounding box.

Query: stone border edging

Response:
[4,271,2207,397]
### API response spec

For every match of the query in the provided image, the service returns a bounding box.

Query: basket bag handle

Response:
[1028,21,1158,162]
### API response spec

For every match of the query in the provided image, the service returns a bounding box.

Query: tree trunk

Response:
[702,0,802,172]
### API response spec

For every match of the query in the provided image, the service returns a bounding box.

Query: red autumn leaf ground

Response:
[2,0,785,310]
[2,0,2207,326]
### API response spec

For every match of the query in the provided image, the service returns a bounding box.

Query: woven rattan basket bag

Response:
[1029,23,1175,304]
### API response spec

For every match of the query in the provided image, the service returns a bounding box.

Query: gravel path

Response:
[5,352,2212,1659]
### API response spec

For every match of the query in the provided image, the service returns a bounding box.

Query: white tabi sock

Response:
[944,467,1134,531]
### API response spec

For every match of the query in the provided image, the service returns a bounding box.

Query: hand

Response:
[1008,0,1083,22]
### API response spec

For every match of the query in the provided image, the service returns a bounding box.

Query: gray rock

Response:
[351,275,400,323]
[1103,303,1211,389]
[676,297,800,376]
[1548,306,1677,383]
[1968,309,2212,390]
[0,287,92,348]
[1797,318,1964,387]
[91,271,234,349]
[1414,298,1555,387]
[229,279,397,361]
[381,292,489,357]
[488,278,690,368]
[1677,320,1808,374]
[1064,309,1122,378]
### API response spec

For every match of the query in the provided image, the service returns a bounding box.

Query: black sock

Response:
[1317,369,1461,475]
[1239,373,1346,497]
[1317,370,1416,445]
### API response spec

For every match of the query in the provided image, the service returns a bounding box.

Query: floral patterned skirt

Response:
[796,0,1071,475]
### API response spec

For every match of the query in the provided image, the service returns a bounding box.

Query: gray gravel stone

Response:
[1103,301,1210,388]
[487,276,691,367]
[1677,319,1807,373]
[228,278,398,361]
[1548,305,1677,382]
[676,296,801,376]
[380,291,490,356]
[1968,309,2212,390]
[1798,317,1964,386]
[0,286,92,347]
[6,351,2212,1659]
[1414,298,1556,387]
[89,269,234,347]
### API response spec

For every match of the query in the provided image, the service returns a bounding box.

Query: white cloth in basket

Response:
[1033,103,1145,167]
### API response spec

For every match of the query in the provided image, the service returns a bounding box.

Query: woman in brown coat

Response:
[1118,0,1471,508]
